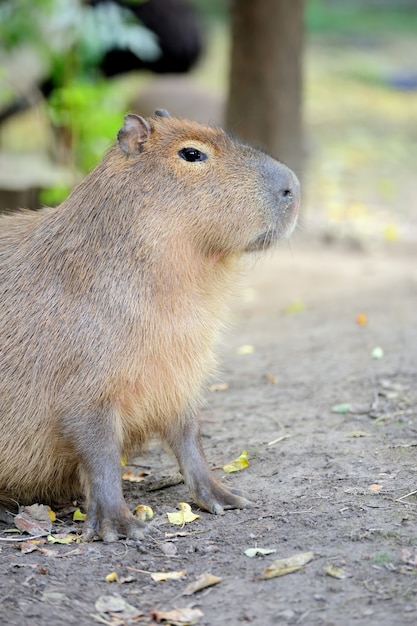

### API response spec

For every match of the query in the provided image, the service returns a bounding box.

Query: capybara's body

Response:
[0,111,299,541]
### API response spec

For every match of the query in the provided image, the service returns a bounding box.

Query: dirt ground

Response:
[0,236,416,626]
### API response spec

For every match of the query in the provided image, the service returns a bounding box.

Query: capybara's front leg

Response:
[165,411,252,514]
[64,407,146,543]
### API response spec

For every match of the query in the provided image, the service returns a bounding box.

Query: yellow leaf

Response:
[105,571,119,583]
[236,344,255,355]
[345,431,371,438]
[258,551,314,580]
[73,509,87,522]
[355,312,368,326]
[47,509,56,522]
[47,534,76,544]
[167,502,200,526]
[120,455,127,467]
[182,573,222,595]
[134,505,154,521]
[223,450,249,474]
[283,300,305,314]
[150,570,187,582]
[383,224,399,241]
[325,564,348,579]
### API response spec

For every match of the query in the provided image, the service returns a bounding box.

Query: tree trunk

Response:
[226,0,304,177]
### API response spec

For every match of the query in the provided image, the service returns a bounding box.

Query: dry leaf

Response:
[15,504,54,536]
[283,300,305,314]
[236,344,255,355]
[46,533,77,544]
[369,483,383,492]
[245,547,277,558]
[258,551,314,580]
[265,374,278,384]
[20,540,43,554]
[355,312,368,326]
[182,573,222,595]
[223,450,249,473]
[150,570,187,582]
[134,505,154,521]
[325,564,348,579]
[105,571,119,583]
[151,607,203,624]
[167,503,200,526]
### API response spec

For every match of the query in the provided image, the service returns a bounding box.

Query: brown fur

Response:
[0,112,299,541]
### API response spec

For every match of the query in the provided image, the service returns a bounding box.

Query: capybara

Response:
[0,109,300,541]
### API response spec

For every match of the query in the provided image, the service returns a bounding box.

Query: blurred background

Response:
[0,0,416,249]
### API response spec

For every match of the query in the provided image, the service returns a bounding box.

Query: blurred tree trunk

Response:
[226,0,304,176]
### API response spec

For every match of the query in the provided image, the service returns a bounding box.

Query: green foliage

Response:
[0,0,161,203]
[306,0,417,35]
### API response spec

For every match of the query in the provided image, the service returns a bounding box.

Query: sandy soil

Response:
[1,238,416,626]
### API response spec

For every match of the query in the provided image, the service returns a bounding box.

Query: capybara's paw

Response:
[83,510,148,543]
[192,477,253,515]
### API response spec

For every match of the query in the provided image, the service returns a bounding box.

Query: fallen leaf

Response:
[14,504,55,536]
[245,547,277,558]
[122,470,147,483]
[151,570,187,582]
[283,300,305,314]
[167,503,200,526]
[134,505,154,521]
[371,346,384,359]
[325,564,348,579]
[73,509,86,522]
[182,572,222,595]
[369,483,383,492]
[355,312,368,326]
[236,344,255,355]
[331,403,370,415]
[264,374,278,384]
[46,534,77,544]
[383,224,399,241]
[20,540,43,554]
[105,571,119,583]
[151,607,203,624]
[120,455,127,467]
[223,450,249,473]
[331,403,351,414]
[258,551,314,580]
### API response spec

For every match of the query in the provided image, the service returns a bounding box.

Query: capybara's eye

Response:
[178,147,207,162]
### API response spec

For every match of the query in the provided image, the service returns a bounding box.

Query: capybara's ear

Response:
[117,114,151,155]
[154,109,170,118]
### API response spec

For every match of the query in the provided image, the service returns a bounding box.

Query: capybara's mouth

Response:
[246,205,299,252]
[245,229,280,252]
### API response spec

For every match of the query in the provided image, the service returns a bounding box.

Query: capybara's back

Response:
[0,110,299,541]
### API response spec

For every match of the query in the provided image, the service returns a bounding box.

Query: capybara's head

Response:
[115,109,300,257]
